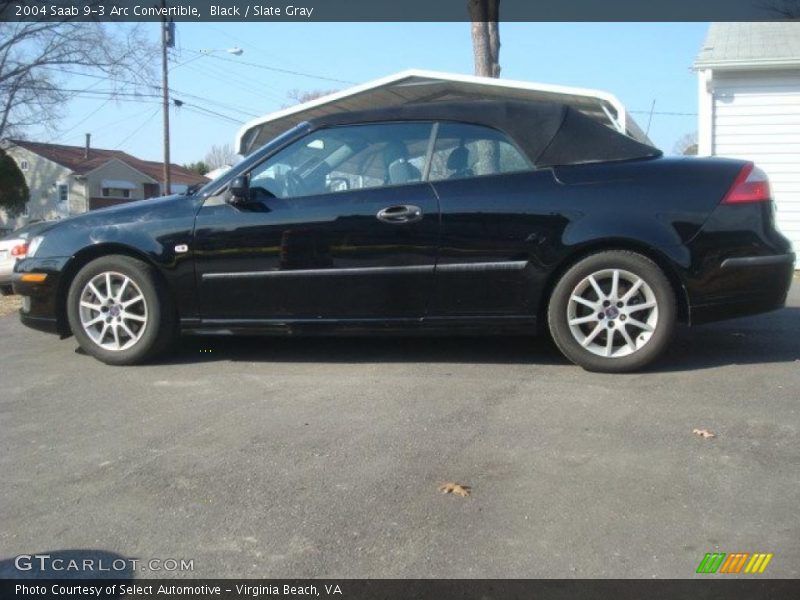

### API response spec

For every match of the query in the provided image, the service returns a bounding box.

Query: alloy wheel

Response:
[566,268,659,358]
[78,271,148,351]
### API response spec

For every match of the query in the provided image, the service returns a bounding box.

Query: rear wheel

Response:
[548,251,676,373]
[66,255,176,365]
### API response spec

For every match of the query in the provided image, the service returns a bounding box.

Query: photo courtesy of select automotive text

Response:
[0,0,798,598]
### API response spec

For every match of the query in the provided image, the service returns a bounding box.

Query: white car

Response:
[0,222,53,295]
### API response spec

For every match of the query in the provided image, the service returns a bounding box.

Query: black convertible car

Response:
[13,100,795,372]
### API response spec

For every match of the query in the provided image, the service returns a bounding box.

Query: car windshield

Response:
[195,121,312,197]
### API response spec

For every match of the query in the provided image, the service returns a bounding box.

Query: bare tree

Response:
[0,13,156,140]
[674,132,698,156]
[468,0,501,173]
[468,0,501,78]
[204,144,236,170]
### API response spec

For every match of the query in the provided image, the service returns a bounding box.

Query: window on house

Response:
[20,159,29,171]
[58,184,69,203]
[102,187,131,198]
[22,203,30,217]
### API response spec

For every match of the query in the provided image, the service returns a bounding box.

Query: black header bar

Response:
[1,0,795,22]
[3,579,800,600]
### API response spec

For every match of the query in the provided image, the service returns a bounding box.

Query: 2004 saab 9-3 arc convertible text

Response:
[12,100,795,372]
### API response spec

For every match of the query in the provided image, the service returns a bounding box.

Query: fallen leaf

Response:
[693,428,716,439]
[438,482,471,497]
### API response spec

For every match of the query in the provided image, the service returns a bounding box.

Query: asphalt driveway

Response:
[1,282,798,579]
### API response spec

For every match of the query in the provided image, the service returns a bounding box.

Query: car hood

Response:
[29,195,202,259]
[66,195,198,226]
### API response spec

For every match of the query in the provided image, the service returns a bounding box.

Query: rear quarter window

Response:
[428,122,533,181]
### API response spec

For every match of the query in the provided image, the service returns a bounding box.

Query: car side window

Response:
[428,122,533,181]
[245,122,434,202]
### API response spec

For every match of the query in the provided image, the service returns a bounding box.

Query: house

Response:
[694,22,800,258]
[1,136,208,229]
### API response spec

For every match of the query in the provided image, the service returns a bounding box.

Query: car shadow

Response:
[653,306,800,372]
[156,306,800,372]
[164,333,565,367]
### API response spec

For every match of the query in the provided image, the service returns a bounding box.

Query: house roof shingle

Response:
[694,22,800,70]
[7,139,209,186]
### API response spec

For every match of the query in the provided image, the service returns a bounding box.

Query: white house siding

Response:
[710,69,800,254]
[85,159,155,203]
[1,146,81,228]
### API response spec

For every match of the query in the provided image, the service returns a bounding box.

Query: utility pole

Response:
[161,0,173,195]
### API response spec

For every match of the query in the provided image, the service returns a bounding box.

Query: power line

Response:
[53,106,162,144]
[39,67,263,118]
[47,96,115,143]
[194,51,356,85]
[630,110,697,116]
[178,103,243,125]
[114,106,162,149]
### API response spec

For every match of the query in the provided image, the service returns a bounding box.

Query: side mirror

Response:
[228,175,249,202]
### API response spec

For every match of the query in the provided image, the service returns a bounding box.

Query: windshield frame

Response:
[195,121,312,198]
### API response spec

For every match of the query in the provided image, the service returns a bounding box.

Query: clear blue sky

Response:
[34,22,708,164]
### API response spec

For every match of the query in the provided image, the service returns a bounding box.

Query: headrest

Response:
[447,146,469,171]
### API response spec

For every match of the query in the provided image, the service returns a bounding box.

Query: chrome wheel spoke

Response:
[571,295,598,310]
[122,311,146,322]
[626,317,654,332]
[84,314,105,327]
[610,270,620,300]
[588,275,605,300]
[119,320,136,340]
[620,278,643,303]
[605,328,616,356]
[121,294,143,309]
[569,314,598,326]
[88,282,106,302]
[116,277,129,301]
[581,323,604,347]
[627,301,656,312]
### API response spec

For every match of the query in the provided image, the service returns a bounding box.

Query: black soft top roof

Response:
[306,99,661,167]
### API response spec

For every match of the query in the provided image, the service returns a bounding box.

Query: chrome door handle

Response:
[376,204,423,224]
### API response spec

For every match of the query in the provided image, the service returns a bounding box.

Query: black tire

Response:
[547,250,676,373]
[0,285,13,296]
[66,255,176,365]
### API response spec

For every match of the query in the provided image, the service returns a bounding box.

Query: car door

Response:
[426,122,568,317]
[193,122,440,321]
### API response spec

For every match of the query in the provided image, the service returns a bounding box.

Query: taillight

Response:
[721,163,771,205]
[10,243,28,257]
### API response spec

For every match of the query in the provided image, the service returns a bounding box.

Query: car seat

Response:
[383,141,421,184]
[446,145,473,179]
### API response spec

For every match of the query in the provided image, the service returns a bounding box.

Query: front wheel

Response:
[547,251,676,373]
[66,255,176,365]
